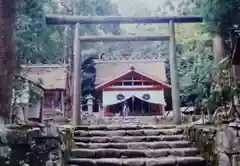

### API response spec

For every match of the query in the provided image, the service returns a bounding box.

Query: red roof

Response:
[96,65,170,90]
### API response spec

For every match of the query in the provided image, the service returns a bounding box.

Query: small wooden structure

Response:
[12,76,45,123]
[20,64,70,121]
[45,15,203,125]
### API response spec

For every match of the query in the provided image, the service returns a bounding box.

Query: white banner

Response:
[103,90,166,106]
[102,91,132,106]
[134,90,166,105]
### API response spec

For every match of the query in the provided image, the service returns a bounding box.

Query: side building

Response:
[21,64,71,121]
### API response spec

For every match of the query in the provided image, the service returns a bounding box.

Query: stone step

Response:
[74,135,186,143]
[71,148,199,158]
[69,157,205,166]
[75,125,177,131]
[74,128,184,137]
[75,141,191,149]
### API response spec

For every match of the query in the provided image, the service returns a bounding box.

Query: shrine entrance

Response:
[46,14,203,125]
[105,96,163,116]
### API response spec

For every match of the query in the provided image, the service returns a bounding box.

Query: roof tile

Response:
[95,61,167,85]
[21,64,68,90]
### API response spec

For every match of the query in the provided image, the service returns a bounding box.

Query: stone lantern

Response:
[86,94,94,116]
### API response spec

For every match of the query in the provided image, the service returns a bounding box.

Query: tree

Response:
[16,0,63,64]
[199,0,240,37]
[14,0,120,101]
[181,0,240,61]
[0,0,16,122]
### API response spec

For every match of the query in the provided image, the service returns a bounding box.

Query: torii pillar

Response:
[169,20,181,125]
[72,23,81,125]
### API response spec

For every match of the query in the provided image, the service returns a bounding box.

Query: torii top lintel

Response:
[45,15,203,25]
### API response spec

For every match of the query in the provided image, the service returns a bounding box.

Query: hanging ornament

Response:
[117,94,125,100]
[142,94,150,100]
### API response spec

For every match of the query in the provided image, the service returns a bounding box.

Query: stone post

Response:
[102,106,106,117]
[86,94,94,116]
[98,101,102,117]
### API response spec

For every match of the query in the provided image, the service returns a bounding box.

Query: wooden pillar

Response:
[157,104,163,116]
[40,96,44,122]
[102,106,107,117]
[162,105,165,116]
[72,23,81,125]
[169,20,181,125]
[61,91,65,116]
[63,25,68,64]
[98,102,102,116]
[23,104,28,123]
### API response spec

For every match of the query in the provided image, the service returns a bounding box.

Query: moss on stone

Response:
[185,125,218,166]
[0,124,74,165]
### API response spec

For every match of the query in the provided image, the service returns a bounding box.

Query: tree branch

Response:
[60,0,73,15]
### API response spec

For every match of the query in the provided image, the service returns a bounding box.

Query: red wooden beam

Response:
[102,87,164,91]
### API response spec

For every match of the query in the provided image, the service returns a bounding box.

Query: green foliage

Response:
[16,0,63,64]
[16,0,119,65]
[77,0,120,35]
[176,23,213,102]
[200,0,240,36]
[123,0,215,108]
[16,0,120,102]
[178,39,214,104]
[28,89,41,105]
[81,49,98,99]
[60,0,120,36]
[155,1,215,107]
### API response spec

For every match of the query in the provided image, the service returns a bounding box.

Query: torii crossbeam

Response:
[79,35,170,42]
[46,15,202,24]
[45,15,203,125]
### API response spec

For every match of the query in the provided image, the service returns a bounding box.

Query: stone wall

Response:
[0,123,74,166]
[185,125,217,166]
[185,121,240,166]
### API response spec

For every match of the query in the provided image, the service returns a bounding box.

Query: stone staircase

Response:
[85,115,179,126]
[69,125,205,166]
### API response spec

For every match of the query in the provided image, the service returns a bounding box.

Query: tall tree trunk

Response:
[0,0,16,123]
[213,35,225,81]
[213,35,225,64]
[211,35,225,123]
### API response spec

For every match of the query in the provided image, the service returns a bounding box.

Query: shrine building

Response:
[95,60,170,116]
[21,64,70,121]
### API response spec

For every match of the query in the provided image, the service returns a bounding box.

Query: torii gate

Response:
[45,15,203,125]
